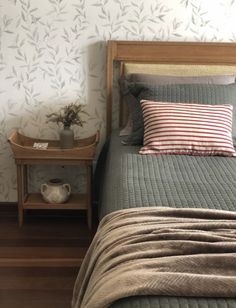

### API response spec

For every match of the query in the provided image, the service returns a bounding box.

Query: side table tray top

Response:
[8,131,99,161]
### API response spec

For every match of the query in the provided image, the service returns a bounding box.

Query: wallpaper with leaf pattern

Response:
[1,0,236,201]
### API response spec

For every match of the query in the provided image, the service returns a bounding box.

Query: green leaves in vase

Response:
[46,103,88,128]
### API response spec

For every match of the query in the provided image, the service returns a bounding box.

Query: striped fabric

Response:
[140,101,236,156]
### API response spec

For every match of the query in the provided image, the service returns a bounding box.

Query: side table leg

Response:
[17,164,24,227]
[87,165,92,230]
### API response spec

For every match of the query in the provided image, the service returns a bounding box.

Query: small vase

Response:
[41,178,71,204]
[60,126,74,149]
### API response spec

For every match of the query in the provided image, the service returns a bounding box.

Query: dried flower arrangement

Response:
[46,103,88,129]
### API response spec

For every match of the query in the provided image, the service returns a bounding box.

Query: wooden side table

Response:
[8,131,99,229]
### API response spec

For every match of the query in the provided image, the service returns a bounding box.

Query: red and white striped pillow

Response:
[140,101,236,156]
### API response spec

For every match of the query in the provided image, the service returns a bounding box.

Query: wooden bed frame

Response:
[106,40,236,137]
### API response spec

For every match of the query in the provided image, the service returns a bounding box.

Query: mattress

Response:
[97,130,236,308]
[99,130,236,219]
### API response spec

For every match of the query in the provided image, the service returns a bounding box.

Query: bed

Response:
[72,41,236,308]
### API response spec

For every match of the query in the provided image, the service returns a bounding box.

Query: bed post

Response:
[106,41,117,137]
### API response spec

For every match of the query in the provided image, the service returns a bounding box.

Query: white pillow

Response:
[140,101,236,157]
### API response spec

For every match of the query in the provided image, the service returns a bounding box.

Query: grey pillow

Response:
[122,82,236,146]
[129,73,236,85]
[119,74,236,137]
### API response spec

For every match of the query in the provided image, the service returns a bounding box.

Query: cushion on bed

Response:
[119,75,236,137]
[140,101,236,156]
[120,82,236,146]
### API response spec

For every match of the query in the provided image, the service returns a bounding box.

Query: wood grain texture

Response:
[8,131,99,161]
[0,205,93,267]
[111,41,236,64]
[0,205,93,307]
[0,267,78,308]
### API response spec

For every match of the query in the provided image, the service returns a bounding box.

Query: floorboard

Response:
[0,204,95,308]
[0,268,78,308]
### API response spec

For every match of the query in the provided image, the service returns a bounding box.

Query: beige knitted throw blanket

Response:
[72,207,236,308]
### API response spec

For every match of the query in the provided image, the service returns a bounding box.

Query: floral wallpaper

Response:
[1,0,236,201]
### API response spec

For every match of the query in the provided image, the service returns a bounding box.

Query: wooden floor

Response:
[0,267,78,308]
[0,204,94,308]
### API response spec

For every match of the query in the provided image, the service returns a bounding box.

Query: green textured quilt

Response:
[96,131,236,308]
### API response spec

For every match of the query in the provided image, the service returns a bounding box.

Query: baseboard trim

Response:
[0,202,87,218]
[0,202,18,216]
[0,202,17,209]
[0,258,83,268]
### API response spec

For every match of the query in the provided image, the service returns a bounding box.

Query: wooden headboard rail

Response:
[106,40,236,137]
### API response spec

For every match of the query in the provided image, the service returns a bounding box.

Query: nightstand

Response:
[8,131,99,229]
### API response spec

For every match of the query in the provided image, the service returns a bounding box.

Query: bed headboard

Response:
[106,40,236,137]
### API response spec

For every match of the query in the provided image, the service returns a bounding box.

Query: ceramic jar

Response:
[41,178,71,204]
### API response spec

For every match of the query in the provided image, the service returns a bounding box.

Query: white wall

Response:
[1,0,236,201]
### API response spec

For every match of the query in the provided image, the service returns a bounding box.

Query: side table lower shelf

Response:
[24,193,87,210]
[20,193,91,229]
